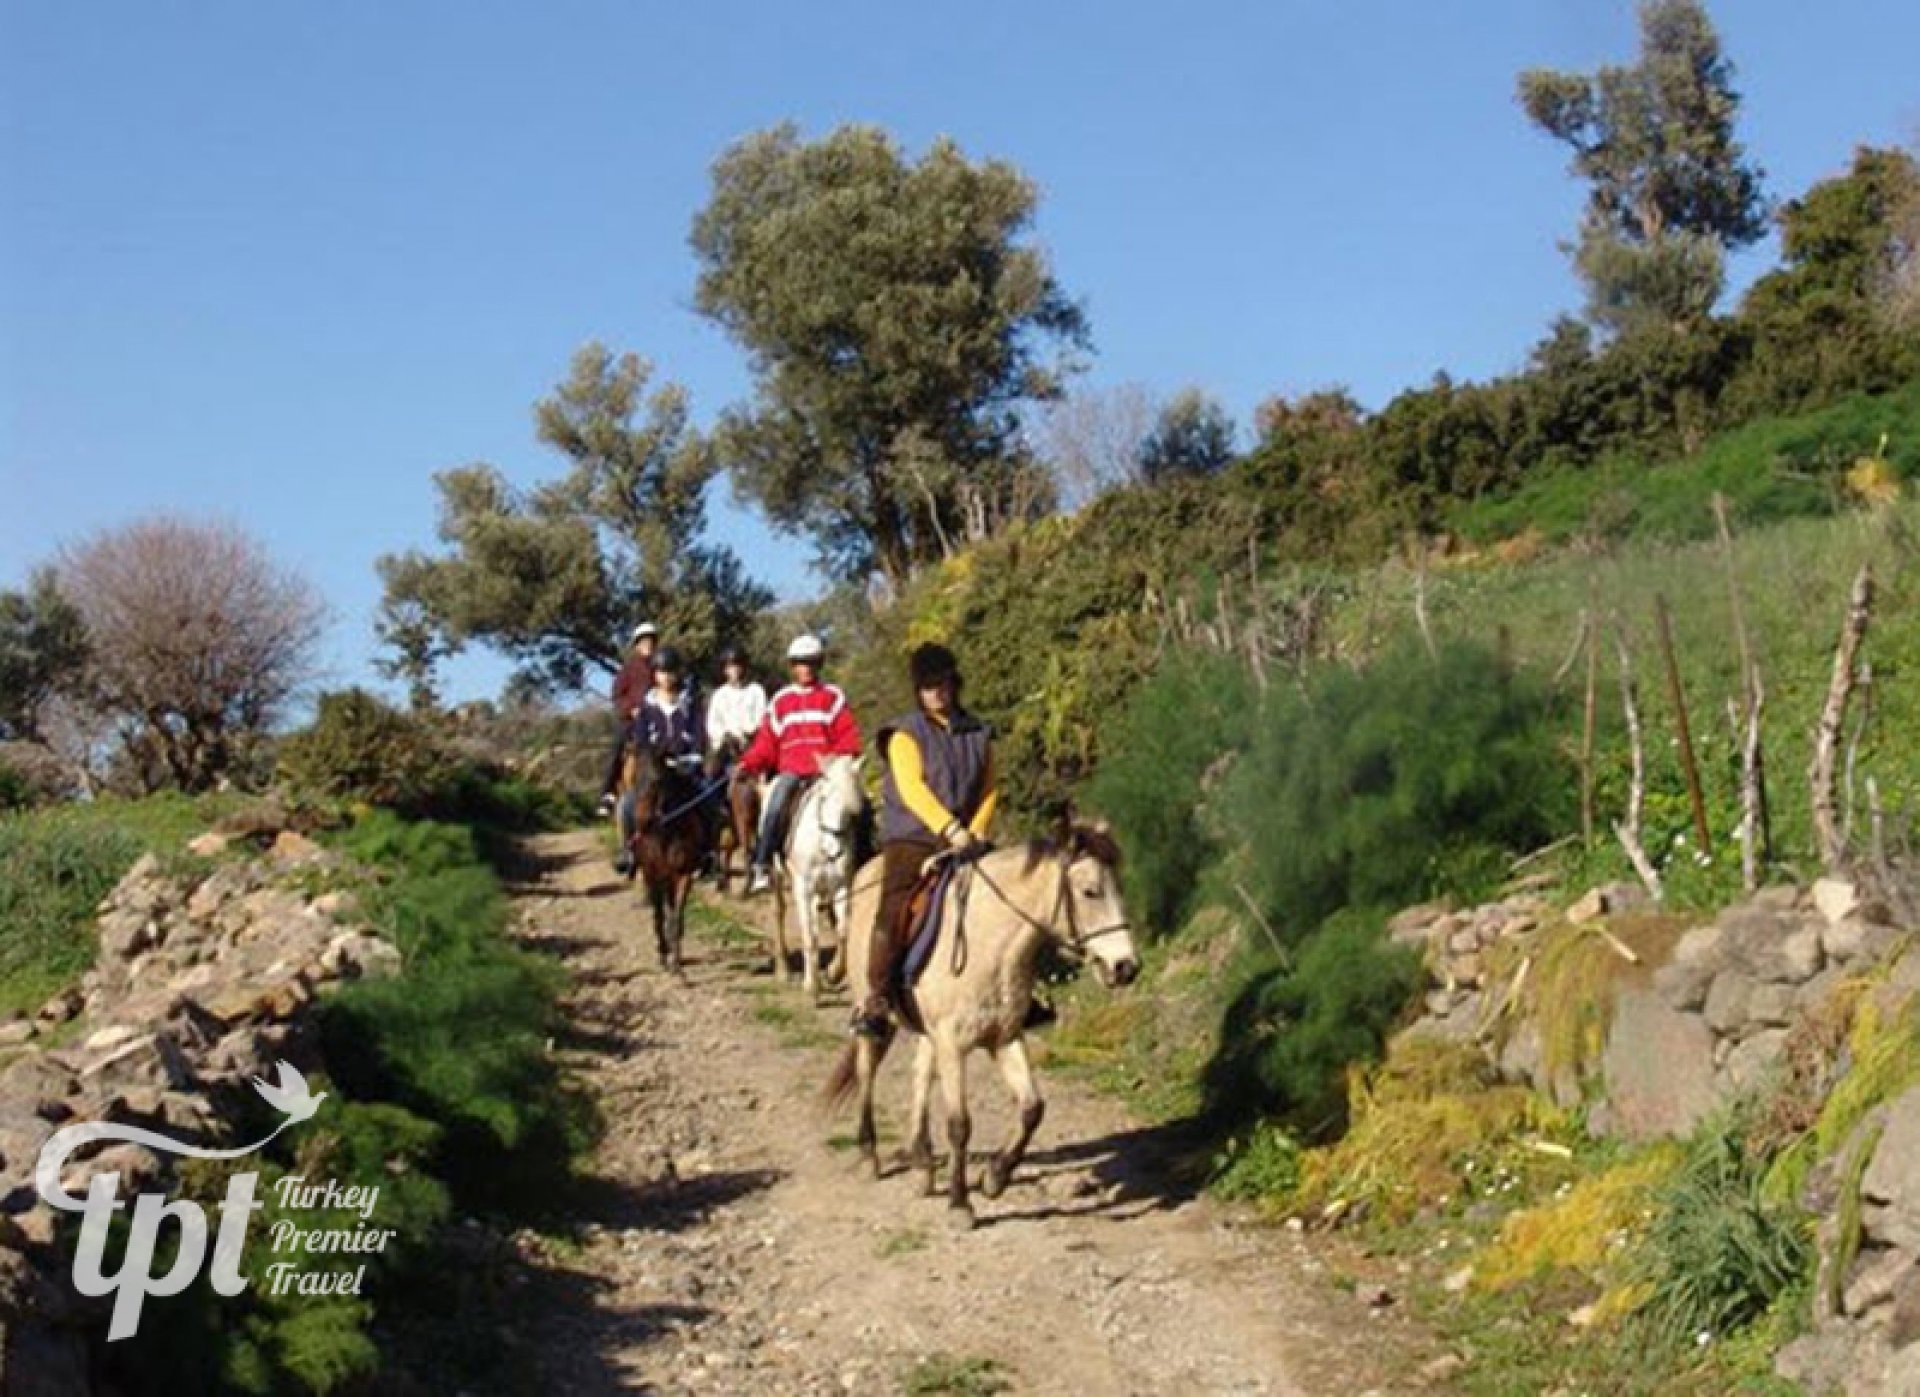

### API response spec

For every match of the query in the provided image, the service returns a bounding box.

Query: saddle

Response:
[894,860,959,993]
[769,775,818,861]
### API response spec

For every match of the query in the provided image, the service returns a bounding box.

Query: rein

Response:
[957,853,1134,959]
[641,771,729,830]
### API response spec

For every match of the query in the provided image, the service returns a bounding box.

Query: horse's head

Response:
[814,752,867,833]
[1031,819,1139,988]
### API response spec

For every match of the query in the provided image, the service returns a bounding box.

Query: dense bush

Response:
[1201,912,1423,1138]
[276,689,458,810]
[0,816,141,1015]
[1083,650,1257,934]
[319,812,593,1210]
[1223,640,1573,936]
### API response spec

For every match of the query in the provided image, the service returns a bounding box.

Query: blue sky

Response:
[5,1,1917,704]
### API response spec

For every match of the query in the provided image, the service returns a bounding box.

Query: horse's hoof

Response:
[980,1164,1009,1200]
[945,1203,976,1232]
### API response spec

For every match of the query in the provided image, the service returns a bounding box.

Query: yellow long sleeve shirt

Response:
[886,725,997,838]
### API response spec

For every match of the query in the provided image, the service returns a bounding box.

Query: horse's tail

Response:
[821,1042,860,1114]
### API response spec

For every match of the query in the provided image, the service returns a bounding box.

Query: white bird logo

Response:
[36,1059,329,1212]
[251,1060,327,1124]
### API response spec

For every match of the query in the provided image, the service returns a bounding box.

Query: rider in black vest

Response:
[853,643,998,1038]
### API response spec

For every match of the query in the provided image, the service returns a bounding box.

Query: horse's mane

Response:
[1022,822,1122,874]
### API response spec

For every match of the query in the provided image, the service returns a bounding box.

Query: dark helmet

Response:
[720,645,749,667]
[909,643,960,692]
[653,645,685,675]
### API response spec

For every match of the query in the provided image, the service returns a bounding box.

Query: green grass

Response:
[1327,497,1920,909]
[1451,381,1920,547]
[901,1354,1012,1397]
[0,792,251,1015]
[875,1227,928,1259]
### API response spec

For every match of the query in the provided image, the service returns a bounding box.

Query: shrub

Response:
[277,689,458,810]
[0,816,140,1014]
[1084,650,1257,934]
[318,811,592,1211]
[1635,1113,1814,1347]
[1273,1036,1578,1224]
[1201,913,1423,1138]
[1223,639,1572,937]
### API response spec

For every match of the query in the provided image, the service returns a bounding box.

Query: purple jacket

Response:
[634,690,705,762]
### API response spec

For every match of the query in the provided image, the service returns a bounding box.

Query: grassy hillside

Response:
[1448,379,1920,546]
[0,792,251,1016]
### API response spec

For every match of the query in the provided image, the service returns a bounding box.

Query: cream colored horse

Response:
[825,824,1140,1227]
[771,753,866,1000]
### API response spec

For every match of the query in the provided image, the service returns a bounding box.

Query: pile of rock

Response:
[1387,890,1554,1038]
[1606,877,1906,1141]
[0,832,401,1387]
[1779,1072,1920,1396]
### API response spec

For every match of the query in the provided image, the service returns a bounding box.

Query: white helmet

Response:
[785,633,826,663]
[630,621,659,645]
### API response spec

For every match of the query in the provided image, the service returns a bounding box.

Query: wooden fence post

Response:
[1811,564,1875,870]
[1653,594,1714,859]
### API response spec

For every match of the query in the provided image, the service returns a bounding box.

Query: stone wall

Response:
[0,833,399,1392]
[1393,874,1920,1397]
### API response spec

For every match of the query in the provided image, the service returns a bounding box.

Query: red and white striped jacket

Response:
[737,682,863,778]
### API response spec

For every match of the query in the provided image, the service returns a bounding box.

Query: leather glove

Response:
[944,824,978,854]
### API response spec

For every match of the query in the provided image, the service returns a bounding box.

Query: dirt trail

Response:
[504,830,1438,1396]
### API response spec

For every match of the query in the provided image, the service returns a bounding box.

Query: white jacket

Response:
[706,681,768,753]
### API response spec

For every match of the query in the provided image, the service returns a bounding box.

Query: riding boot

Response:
[853,840,933,1037]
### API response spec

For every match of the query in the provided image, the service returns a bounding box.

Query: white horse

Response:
[825,823,1140,1227]
[771,753,866,1000]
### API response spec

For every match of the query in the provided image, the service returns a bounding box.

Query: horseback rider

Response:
[705,644,768,763]
[736,633,863,895]
[598,621,660,816]
[852,642,998,1038]
[612,646,707,878]
[634,647,707,770]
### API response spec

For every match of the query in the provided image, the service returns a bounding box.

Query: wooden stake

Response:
[1580,610,1599,848]
[1713,494,1771,867]
[1811,564,1875,870]
[1653,594,1713,858]
[1411,542,1438,660]
[1613,622,1664,902]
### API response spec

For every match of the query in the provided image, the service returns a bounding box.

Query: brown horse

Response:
[617,741,710,973]
[708,735,762,898]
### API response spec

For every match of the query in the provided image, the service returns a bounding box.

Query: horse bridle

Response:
[965,852,1134,959]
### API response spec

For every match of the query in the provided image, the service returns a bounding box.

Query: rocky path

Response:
[503,831,1438,1396]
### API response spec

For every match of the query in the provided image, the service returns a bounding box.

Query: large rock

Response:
[1813,877,1861,926]
[1672,922,1729,972]
[1747,982,1798,1029]
[1864,1087,1920,1253]
[1653,956,1716,1011]
[1601,988,1720,1140]
[1704,971,1756,1035]
[1721,1028,1788,1096]
[1717,901,1826,984]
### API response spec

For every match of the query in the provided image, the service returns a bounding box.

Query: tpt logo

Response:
[33,1061,359,1341]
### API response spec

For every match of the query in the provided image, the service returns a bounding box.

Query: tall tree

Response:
[1739,146,1920,400]
[1138,389,1237,484]
[691,124,1088,583]
[378,344,770,697]
[1519,0,1767,336]
[58,518,325,792]
[0,570,89,741]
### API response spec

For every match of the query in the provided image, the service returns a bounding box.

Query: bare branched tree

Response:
[59,518,326,791]
[1029,383,1158,508]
